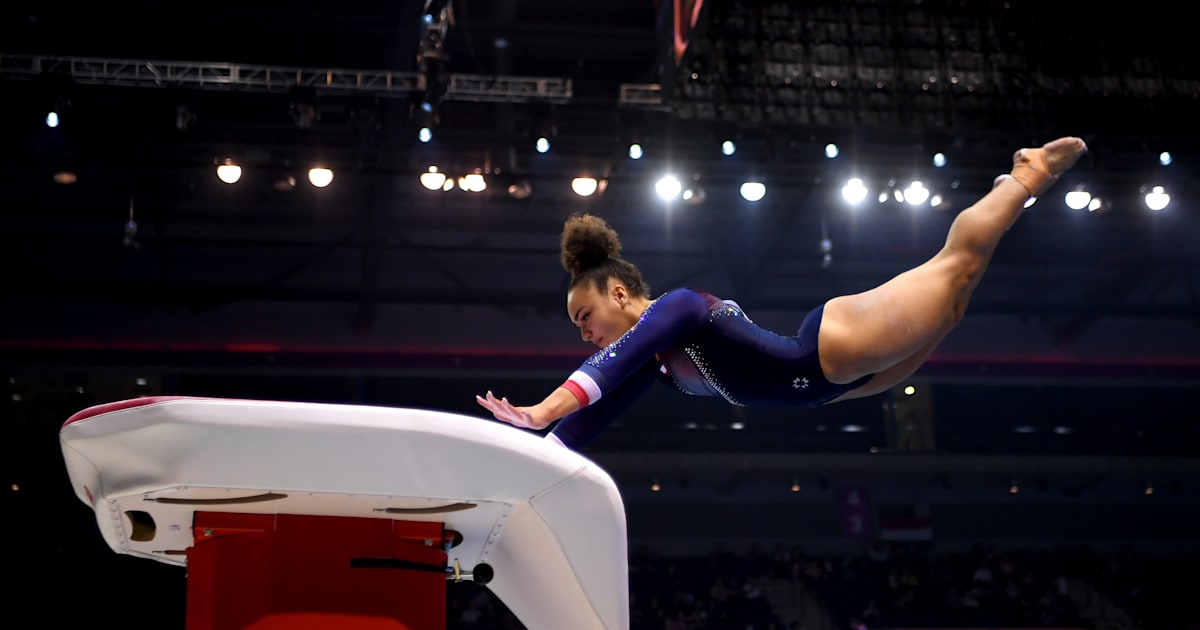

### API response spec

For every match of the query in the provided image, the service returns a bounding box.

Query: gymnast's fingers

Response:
[475,393,507,420]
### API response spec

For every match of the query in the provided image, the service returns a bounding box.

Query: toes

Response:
[1044,138,1087,175]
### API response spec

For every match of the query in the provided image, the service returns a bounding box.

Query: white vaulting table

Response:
[60,396,629,630]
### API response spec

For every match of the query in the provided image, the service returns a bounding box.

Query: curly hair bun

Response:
[560,213,622,276]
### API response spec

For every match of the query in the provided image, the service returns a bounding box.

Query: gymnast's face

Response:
[567,278,635,349]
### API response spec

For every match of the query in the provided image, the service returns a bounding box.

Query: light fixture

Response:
[52,171,77,185]
[458,172,486,193]
[655,175,682,200]
[903,181,929,205]
[419,166,447,191]
[681,173,706,205]
[1144,185,1170,211]
[571,177,599,197]
[530,108,557,154]
[628,143,643,160]
[44,91,71,128]
[681,185,706,205]
[932,152,947,167]
[841,177,868,205]
[216,159,242,184]
[1064,185,1092,210]
[507,179,533,199]
[308,167,334,188]
[824,143,840,159]
[740,181,766,202]
[414,101,436,143]
[721,140,736,155]
[273,174,297,192]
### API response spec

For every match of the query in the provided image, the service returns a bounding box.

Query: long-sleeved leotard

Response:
[549,288,873,450]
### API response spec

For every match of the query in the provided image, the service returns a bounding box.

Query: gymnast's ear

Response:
[609,282,629,306]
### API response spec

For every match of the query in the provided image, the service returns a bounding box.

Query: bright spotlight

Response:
[459,173,487,192]
[419,166,447,191]
[1064,188,1092,210]
[308,167,334,188]
[571,177,599,197]
[628,143,643,160]
[1159,151,1172,166]
[535,137,551,153]
[933,152,947,167]
[841,177,868,205]
[721,140,735,155]
[1145,185,1170,211]
[740,181,766,201]
[903,181,929,205]
[418,127,433,143]
[45,112,60,128]
[655,175,682,200]
[216,161,242,184]
[824,143,839,159]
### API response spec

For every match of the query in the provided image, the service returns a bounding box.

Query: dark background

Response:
[2,0,1198,626]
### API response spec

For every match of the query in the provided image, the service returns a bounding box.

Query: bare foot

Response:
[1009,136,1088,196]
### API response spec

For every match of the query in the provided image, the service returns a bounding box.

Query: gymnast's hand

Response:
[476,391,543,429]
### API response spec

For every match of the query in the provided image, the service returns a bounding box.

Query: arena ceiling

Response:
[2,0,1198,412]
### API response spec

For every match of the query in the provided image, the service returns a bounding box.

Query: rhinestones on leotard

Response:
[682,344,744,406]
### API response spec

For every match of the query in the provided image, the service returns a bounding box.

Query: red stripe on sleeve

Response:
[560,380,590,408]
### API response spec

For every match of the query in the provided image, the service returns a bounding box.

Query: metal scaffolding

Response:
[0,54,573,104]
[619,82,666,108]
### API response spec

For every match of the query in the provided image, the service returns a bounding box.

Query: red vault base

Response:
[185,512,449,630]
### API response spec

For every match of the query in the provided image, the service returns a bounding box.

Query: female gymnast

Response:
[476,137,1088,450]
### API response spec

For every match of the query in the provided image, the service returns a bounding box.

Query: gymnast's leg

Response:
[816,137,1088,395]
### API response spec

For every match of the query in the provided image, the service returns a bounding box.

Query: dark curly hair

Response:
[559,213,650,298]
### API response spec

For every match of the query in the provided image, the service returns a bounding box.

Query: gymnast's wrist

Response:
[531,388,580,428]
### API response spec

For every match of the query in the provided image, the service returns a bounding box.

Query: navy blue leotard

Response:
[551,288,873,450]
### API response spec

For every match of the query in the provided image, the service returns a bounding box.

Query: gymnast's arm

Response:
[546,359,659,450]
[476,288,709,430]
